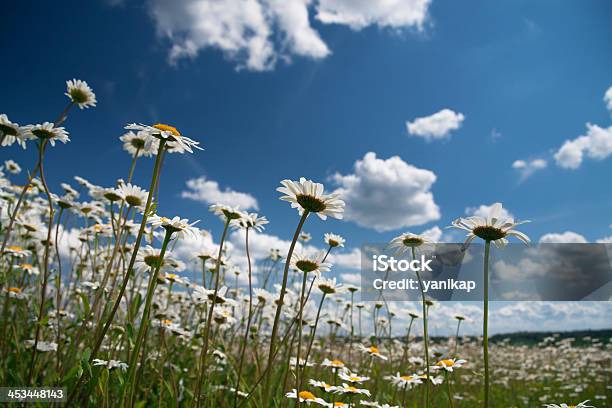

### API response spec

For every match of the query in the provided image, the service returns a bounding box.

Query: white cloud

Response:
[554,123,612,169]
[538,231,587,244]
[421,225,442,242]
[406,109,465,141]
[604,86,612,111]
[316,0,430,30]
[332,152,440,232]
[148,0,430,71]
[466,203,513,220]
[512,158,547,180]
[328,247,361,270]
[181,176,258,209]
[339,272,361,286]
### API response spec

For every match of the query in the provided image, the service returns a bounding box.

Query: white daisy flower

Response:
[543,402,594,408]
[299,232,312,242]
[417,374,444,385]
[285,389,328,405]
[309,379,334,392]
[324,233,345,248]
[290,251,332,275]
[431,358,467,372]
[116,183,148,209]
[316,277,344,295]
[338,370,369,384]
[235,212,268,231]
[148,214,200,239]
[321,358,346,370]
[6,287,27,300]
[4,160,21,174]
[119,130,158,157]
[65,79,97,109]
[277,177,345,220]
[450,202,530,248]
[385,372,423,389]
[4,245,31,258]
[332,383,371,397]
[26,122,70,146]
[92,359,128,371]
[357,344,388,360]
[209,204,244,222]
[0,114,28,148]
[388,232,431,255]
[125,123,203,154]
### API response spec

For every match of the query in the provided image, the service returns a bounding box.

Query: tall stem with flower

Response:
[262,210,308,402]
[449,203,530,407]
[65,138,167,405]
[122,228,174,406]
[27,138,56,386]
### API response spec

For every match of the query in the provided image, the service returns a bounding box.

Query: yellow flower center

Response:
[400,375,413,381]
[334,403,345,407]
[346,386,358,393]
[7,245,23,252]
[162,319,172,325]
[8,287,21,293]
[166,273,178,280]
[297,391,315,400]
[331,359,344,367]
[349,376,360,382]
[369,346,379,354]
[153,124,181,137]
[21,263,33,270]
[437,359,454,367]
[160,216,171,223]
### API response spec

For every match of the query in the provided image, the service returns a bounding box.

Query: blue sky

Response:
[2,0,611,333]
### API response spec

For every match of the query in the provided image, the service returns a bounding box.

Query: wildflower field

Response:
[0,79,609,408]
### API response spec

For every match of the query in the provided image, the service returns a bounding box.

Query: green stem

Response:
[27,140,54,386]
[123,230,173,406]
[454,320,462,358]
[300,292,326,386]
[66,139,166,405]
[413,246,430,408]
[262,211,309,403]
[234,227,253,408]
[483,240,490,408]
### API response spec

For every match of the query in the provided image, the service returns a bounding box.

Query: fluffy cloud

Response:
[421,225,442,242]
[512,158,547,180]
[538,231,587,244]
[181,176,258,209]
[316,0,430,30]
[332,152,440,232]
[148,0,431,71]
[554,123,612,169]
[328,247,361,270]
[406,109,465,141]
[466,203,513,220]
[605,86,612,112]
